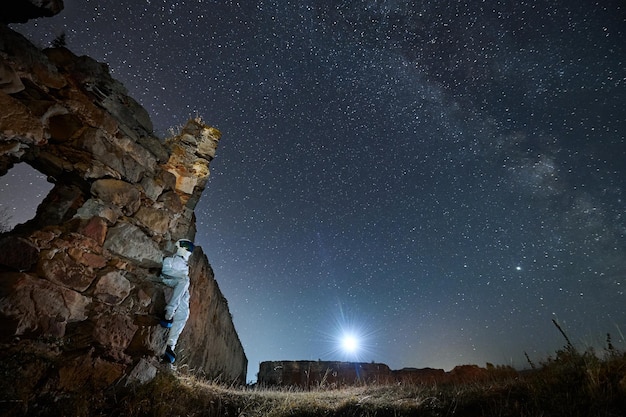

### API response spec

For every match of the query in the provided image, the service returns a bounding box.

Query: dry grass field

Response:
[4,334,624,417]
[2,322,625,416]
[116,344,626,417]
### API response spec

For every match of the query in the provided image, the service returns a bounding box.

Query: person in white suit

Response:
[159,239,194,363]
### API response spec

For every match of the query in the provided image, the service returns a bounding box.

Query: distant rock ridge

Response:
[258,360,515,388]
[0,8,247,402]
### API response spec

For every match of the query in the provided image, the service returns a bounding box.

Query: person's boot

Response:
[159,312,173,328]
[163,345,176,363]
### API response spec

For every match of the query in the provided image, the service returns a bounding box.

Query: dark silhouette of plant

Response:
[524,351,536,370]
[605,333,615,353]
[552,318,575,352]
[51,32,67,48]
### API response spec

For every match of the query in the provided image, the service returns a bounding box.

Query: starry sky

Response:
[6,1,626,383]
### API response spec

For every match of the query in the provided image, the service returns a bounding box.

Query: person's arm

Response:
[160,256,188,285]
[161,256,190,287]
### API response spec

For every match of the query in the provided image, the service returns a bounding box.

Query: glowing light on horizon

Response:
[340,333,360,354]
[318,300,380,362]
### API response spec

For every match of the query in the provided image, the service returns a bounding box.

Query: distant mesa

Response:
[258,360,514,388]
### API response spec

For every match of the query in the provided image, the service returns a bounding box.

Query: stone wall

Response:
[178,247,248,383]
[0,19,247,397]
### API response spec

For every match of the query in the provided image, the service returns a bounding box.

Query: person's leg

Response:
[163,300,190,363]
[167,307,189,348]
[164,279,189,320]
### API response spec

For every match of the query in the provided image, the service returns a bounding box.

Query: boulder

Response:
[125,357,159,385]
[76,216,109,245]
[91,178,142,215]
[94,270,132,305]
[74,198,122,224]
[0,272,91,338]
[91,311,138,362]
[135,206,171,235]
[103,223,163,268]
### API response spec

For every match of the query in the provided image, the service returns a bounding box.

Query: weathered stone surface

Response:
[29,228,61,249]
[158,190,184,212]
[126,320,166,357]
[0,272,90,338]
[39,250,97,292]
[104,223,163,268]
[140,175,166,201]
[91,178,142,215]
[135,206,171,235]
[0,91,46,148]
[92,312,138,362]
[74,198,122,224]
[183,124,221,159]
[163,119,219,200]
[165,146,210,195]
[125,357,158,386]
[177,248,248,384]
[169,207,196,242]
[172,121,221,160]
[34,232,105,291]
[80,128,157,182]
[77,216,108,245]
[69,246,107,268]
[137,288,152,307]
[94,270,132,305]
[64,232,107,265]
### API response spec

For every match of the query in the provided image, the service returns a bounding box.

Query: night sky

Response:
[5,1,625,383]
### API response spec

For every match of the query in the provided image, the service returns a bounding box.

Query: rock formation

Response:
[257,360,511,388]
[258,361,395,389]
[0,1,247,405]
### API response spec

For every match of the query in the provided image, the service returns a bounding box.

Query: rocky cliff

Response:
[0,1,247,405]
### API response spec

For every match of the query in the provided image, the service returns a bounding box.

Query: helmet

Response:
[176,239,195,252]
[175,239,195,260]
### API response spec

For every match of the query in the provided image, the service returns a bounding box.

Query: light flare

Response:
[318,301,379,362]
[341,334,360,354]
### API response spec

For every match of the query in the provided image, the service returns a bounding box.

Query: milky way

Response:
[6,1,625,382]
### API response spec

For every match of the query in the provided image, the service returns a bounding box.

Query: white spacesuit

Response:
[159,239,195,363]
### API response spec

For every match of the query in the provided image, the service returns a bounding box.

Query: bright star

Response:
[319,301,379,362]
[341,334,360,354]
